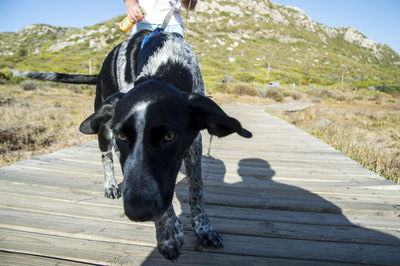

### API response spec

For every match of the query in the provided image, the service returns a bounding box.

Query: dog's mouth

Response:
[123,197,170,222]
[128,214,158,222]
[124,205,168,222]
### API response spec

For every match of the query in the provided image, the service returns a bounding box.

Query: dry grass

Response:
[0,82,96,167]
[270,88,400,183]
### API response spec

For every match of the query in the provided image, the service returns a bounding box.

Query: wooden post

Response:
[89,58,92,75]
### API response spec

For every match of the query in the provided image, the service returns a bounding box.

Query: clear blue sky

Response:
[274,0,400,54]
[0,0,399,54]
[0,0,126,30]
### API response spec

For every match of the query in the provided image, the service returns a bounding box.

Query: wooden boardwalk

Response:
[1,105,399,265]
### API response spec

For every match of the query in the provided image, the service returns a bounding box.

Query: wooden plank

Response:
[31,154,365,175]
[7,151,400,193]
[178,186,400,214]
[0,251,92,266]
[0,228,156,265]
[37,138,352,162]
[2,219,400,265]
[26,137,384,183]
[1,159,399,213]
[0,228,341,266]
[8,156,367,179]
[30,155,379,181]
[38,153,368,174]
[2,205,399,247]
[1,167,397,214]
[2,159,391,191]
[2,164,397,199]
[1,180,399,230]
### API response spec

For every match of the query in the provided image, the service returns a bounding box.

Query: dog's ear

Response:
[187,93,252,138]
[80,92,125,134]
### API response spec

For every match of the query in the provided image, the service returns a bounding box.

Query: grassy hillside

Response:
[182,0,400,91]
[1,0,399,92]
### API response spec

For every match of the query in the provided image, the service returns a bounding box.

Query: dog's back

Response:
[96,30,204,110]
[135,31,205,96]
[94,30,151,108]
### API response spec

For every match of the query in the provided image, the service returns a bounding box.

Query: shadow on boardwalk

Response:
[130,155,400,265]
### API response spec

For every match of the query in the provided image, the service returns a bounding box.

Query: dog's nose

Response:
[123,189,162,221]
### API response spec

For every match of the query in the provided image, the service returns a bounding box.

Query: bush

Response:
[0,68,25,84]
[368,94,381,101]
[336,95,346,101]
[233,85,256,96]
[291,92,302,100]
[20,80,42,91]
[17,48,28,57]
[0,68,12,81]
[308,88,336,99]
[377,85,400,96]
[257,87,284,102]
[233,72,256,83]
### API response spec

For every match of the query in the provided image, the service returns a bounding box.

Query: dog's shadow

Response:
[114,138,400,265]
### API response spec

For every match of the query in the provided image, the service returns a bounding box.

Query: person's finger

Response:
[137,7,145,21]
[134,11,142,22]
[135,8,146,22]
[127,8,135,22]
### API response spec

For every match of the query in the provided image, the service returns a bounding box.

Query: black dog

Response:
[15,29,252,260]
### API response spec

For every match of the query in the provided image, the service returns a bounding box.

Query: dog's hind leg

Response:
[98,124,121,199]
[184,134,223,248]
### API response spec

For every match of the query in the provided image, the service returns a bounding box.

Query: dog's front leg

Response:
[98,125,121,199]
[155,205,184,261]
[184,134,223,248]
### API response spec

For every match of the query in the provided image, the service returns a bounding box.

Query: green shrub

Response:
[234,72,256,83]
[0,68,24,84]
[377,85,400,95]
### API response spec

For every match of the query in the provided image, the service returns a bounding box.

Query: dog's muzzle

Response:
[123,187,165,222]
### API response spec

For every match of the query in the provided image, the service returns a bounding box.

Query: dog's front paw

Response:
[104,185,121,199]
[195,224,223,248]
[157,236,184,261]
[192,213,223,248]
[156,211,184,261]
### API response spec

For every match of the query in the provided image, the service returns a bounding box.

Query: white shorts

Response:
[133,22,184,37]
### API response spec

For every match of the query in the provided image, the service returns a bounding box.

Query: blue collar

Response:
[140,29,162,50]
[140,29,183,50]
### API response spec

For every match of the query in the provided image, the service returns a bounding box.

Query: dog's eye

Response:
[163,131,176,142]
[117,133,128,142]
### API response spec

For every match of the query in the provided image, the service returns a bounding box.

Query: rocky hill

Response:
[1,0,399,91]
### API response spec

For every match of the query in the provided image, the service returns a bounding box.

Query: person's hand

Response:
[125,0,146,22]
[181,0,197,10]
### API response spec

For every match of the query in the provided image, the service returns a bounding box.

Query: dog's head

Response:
[80,79,252,222]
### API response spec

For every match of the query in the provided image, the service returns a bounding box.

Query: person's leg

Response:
[132,22,157,34]
[165,24,184,36]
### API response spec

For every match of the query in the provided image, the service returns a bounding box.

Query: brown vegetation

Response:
[0,82,95,167]
[268,87,400,183]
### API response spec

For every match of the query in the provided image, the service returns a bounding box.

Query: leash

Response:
[140,1,181,50]
[207,135,213,156]
[161,3,178,30]
[184,0,193,26]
